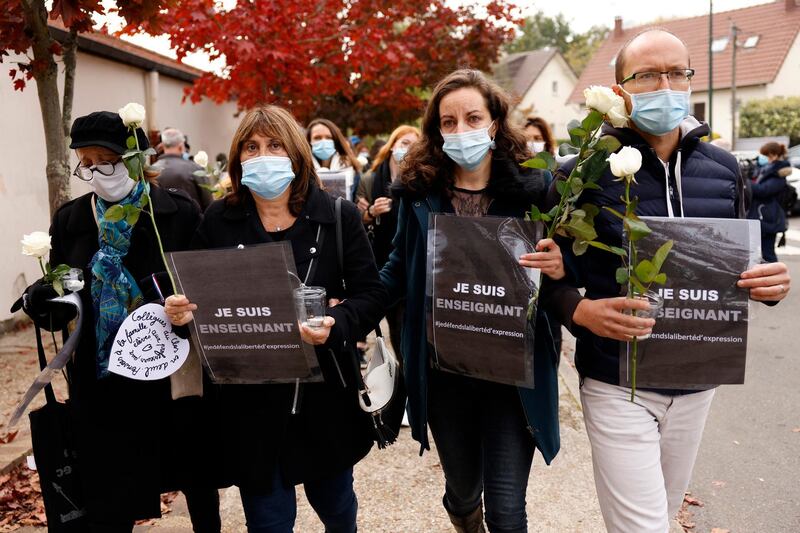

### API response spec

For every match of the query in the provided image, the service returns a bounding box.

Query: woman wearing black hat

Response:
[41,110,221,531]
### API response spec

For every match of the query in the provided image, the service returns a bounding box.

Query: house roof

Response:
[48,19,204,83]
[494,48,559,98]
[568,0,800,103]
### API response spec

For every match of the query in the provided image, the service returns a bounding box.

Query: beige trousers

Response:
[581,377,715,533]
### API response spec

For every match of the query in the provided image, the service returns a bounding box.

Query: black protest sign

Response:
[426,215,543,387]
[620,217,759,388]
[319,171,349,201]
[167,243,321,384]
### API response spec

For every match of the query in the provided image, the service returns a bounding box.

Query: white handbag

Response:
[358,332,399,413]
[354,329,401,448]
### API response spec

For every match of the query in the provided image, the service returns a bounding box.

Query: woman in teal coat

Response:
[379,69,581,533]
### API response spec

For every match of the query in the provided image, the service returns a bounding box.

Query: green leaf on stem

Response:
[124,205,141,226]
[587,240,627,257]
[582,150,611,181]
[653,273,667,284]
[593,135,622,154]
[634,259,657,283]
[566,217,597,242]
[652,239,674,272]
[522,157,548,170]
[126,136,136,150]
[52,279,64,297]
[569,127,587,147]
[629,276,647,294]
[615,267,629,284]
[539,214,552,222]
[603,206,625,220]
[581,110,604,132]
[104,205,125,222]
[581,203,600,218]
[570,177,584,195]
[536,151,557,171]
[582,181,602,190]
[572,239,589,256]
[625,216,651,241]
[123,156,142,181]
[555,180,568,196]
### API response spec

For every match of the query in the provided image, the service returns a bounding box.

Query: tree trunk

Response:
[20,0,72,216]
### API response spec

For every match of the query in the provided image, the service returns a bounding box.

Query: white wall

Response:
[517,55,581,139]
[0,49,240,324]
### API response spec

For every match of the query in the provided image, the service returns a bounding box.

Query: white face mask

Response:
[85,161,136,202]
[528,141,546,154]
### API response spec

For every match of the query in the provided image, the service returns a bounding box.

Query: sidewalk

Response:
[2,324,606,532]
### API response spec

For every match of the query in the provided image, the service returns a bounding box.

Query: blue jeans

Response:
[239,467,357,533]
[427,369,535,533]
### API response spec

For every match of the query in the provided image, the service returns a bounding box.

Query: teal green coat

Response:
[379,164,562,464]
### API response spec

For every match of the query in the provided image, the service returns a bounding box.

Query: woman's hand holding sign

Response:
[573,297,655,341]
[519,238,565,280]
[737,262,791,302]
[164,294,197,326]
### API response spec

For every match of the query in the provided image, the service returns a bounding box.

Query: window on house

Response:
[552,80,558,96]
[693,102,706,122]
[743,35,760,48]
[711,37,729,52]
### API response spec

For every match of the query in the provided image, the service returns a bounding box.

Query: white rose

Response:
[118,103,146,128]
[583,86,622,115]
[606,100,629,128]
[194,151,209,168]
[607,146,642,178]
[21,231,52,258]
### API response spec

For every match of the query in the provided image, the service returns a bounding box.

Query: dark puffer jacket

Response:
[557,117,747,387]
[748,159,790,234]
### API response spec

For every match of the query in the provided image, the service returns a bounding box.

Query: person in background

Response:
[353,139,371,168]
[155,128,213,210]
[306,118,362,201]
[166,105,386,533]
[355,125,420,365]
[523,116,556,157]
[380,69,574,532]
[748,142,792,263]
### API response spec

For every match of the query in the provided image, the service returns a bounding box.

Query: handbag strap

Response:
[34,326,57,406]
[335,197,346,292]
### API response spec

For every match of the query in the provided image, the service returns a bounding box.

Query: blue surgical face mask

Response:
[392,147,408,162]
[241,156,295,200]
[181,152,190,160]
[757,154,769,166]
[625,89,690,136]
[311,139,336,161]
[441,123,496,170]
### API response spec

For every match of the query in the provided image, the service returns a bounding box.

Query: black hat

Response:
[69,111,149,154]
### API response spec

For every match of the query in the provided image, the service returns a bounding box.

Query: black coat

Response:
[48,186,210,523]
[193,183,387,490]
[748,160,790,234]
[361,159,400,267]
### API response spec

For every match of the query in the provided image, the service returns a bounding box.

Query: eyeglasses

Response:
[72,161,120,182]
[620,69,695,90]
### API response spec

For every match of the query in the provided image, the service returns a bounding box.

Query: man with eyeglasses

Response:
[554,29,791,532]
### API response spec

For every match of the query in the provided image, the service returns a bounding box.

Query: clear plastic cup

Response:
[62,268,84,292]
[294,286,327,329]
[628,290,664,340]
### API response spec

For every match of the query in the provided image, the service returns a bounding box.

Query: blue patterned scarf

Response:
[89,181,146,378]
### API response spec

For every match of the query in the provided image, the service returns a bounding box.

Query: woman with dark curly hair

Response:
[379,69,579,532]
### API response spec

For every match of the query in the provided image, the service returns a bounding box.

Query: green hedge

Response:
[739,96,800,147]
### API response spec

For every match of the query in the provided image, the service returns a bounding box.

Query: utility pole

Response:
[730,21,739,150]
[708,0,713,133]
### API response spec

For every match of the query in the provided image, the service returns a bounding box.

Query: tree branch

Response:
[61,28,78,140]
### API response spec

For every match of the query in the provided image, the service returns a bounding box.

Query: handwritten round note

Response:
[109,303,190,381]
